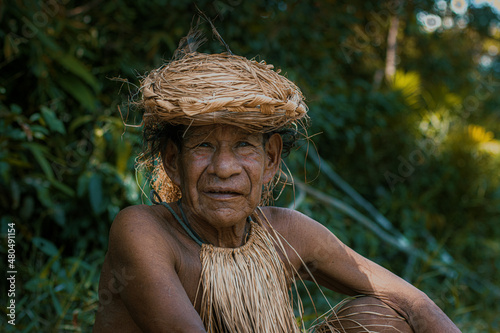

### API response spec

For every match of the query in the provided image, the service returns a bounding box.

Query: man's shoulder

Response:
[260,206,300,222]
[111,204,167,232]
[260,206,318,222]
[116,203,164,219]
[108,204,178,253]
[259,206,333,267]
[259,206,321,235]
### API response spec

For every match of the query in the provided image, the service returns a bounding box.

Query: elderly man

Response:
[93,50,460,332]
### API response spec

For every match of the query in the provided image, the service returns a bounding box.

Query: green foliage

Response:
[1,227,102,332]
[1,0,499,332]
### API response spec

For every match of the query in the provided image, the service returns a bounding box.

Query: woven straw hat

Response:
[139,52,308,203]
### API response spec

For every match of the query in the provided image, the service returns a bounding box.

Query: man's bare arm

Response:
[270,207,461,333]
[107,205,206,333]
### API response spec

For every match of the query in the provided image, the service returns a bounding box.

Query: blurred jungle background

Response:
[1,0,499,332]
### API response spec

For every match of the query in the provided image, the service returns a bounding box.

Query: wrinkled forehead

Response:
[182,124,265,143]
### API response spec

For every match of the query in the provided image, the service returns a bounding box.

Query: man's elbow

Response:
[408,292,461,333]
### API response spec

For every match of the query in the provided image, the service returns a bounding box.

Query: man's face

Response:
[164,124,282,229]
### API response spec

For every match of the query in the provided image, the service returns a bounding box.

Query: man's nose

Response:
[208,146,242,179]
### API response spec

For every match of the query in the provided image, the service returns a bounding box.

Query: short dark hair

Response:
[265,128,298,158]
[141,123,181,165]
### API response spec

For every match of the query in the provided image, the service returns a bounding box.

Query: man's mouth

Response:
[204,189,243,199]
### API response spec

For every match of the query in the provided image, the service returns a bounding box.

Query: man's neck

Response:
[179,203,250,248]
[201,221,249,248]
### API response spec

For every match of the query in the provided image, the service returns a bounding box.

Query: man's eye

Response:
[198,142,212,148]
[236,141,252,148]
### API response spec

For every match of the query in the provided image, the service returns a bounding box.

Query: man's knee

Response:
[315,296,414,333]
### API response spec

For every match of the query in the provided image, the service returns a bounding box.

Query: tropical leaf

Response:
[52,52,100,92]
[32,237,59,257]
[24,143,55,181]
[69,115,95,133]
[391,70,422,110]
[56,74,97,111]
[88,173,105,214]
[40,106,66,134]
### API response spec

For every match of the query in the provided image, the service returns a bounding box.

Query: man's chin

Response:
[189,195,259,225]
[205,205,254,227]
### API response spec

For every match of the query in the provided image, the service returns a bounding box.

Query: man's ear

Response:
[162,140,181,187]
[263,133,283,183]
